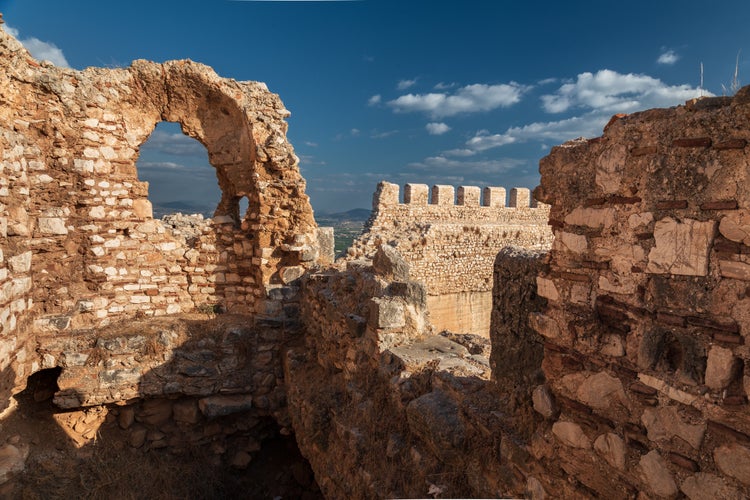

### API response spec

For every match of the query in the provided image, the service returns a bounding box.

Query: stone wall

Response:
[528,92,750,498]
[0,25,326,410]
[349,181,552,335]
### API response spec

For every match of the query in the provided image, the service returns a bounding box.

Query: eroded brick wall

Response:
[0,26,322,408]
[527,92,750,498]
[349,181,552,335]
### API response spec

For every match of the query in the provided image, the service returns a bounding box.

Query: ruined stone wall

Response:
[0,25,324,409]
[349,181,552,335]
[527,92,750,498]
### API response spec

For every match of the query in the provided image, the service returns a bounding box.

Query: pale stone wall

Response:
[0,26,323,408]
[349,181,552,334]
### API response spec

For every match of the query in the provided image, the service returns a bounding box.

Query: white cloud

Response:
[5,25,70,68]
[388,82,527,118]
[304,141,318,147]
[442,148,476,157]
[409,155,525,175]
[466,113,610,152]
[657,49,679,65]
[434,82,456,90]
[425,122,451,135]
[143,130,207,156]
[397,78,418,90]
[367,94,382,106]
[541,69,704,114]
[371,130,398,139]
[350,128,361,136]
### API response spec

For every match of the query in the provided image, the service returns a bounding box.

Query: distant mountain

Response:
[316,208,371,223]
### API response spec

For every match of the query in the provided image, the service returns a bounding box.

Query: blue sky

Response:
[2,1,749,213]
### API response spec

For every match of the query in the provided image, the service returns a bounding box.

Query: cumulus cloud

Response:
[143,130,207,156]
[388,82,527,118]
[397,78,418,90]
[367,94,382,106]
[408,155,525,175]
[426,122,451,135]
[434,82,456,90]
[5,25,70,68]
[466,114,610,152]
[540,69,704,114]
[657,49,679,65]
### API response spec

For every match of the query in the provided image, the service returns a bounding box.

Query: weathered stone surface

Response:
[552,421,591,449]
[406,390,466,458]
[565,207,616,228]
[369,297,406,329]
[641,406,705,449]
[646,218,715,276]
[718,213,750,246]
[595,144,627,193]
[639,450,678,498]
[0,443,27,485]
[198,394,254,418]
[574,371,628,410]
[372,244,410,281]
[714,443,750,485]
[593,433,626,470]
[536,277,559,302]
[532,385,557,419]
[681,472,743,500]
[705,345,740,390]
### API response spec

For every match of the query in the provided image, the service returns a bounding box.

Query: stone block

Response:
[0,443,28,485]
[280,265,305,284]
[681,472,742,500]
[316,226,335,264]
[565,207,616,228]
[719,260,750,280]
[198,394,254,418]
[705,345,740,390]
[529,313,560,339]
[457,186,480,206]
[641,406,705,450]
[719,213,750,245]
[594,433,626,470]
[173,399,201,424]
[483,187,506,207]
[714,443,750,485]
[369,297,405,329]
[536,277,559,302]
[639,450,678,498]
[430,185,454,205]
[37,217,68,235]
[372,244,410,281]
[532,385,557,418]
[406,390,465,459]
[404,183,428,205]
[575,371,628,410]
[7,251,31,274]
[552,421,591,449]
[132,199,152,219]
[509,187,530,208]
[595,144,626,194]
[646,217,715,276]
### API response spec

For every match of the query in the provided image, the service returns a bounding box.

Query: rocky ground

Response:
[0,369,321,499]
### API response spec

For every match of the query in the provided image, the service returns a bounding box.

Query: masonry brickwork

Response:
[349,181,552,335]
[6,20,750,499]
[0,25,326,411]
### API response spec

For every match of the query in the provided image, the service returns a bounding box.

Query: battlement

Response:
[375,181,542,209]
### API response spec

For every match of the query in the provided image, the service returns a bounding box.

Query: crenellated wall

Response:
[349,181,551,335]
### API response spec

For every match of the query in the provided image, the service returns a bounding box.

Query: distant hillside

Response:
[315,208,371,223]
[315,208,370,255]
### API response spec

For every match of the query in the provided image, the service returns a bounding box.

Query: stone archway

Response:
[0,26,325,405]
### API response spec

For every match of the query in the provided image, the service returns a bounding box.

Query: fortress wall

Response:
[350,181,552,334]
[521,92,750,497]
[0,26,324,408]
